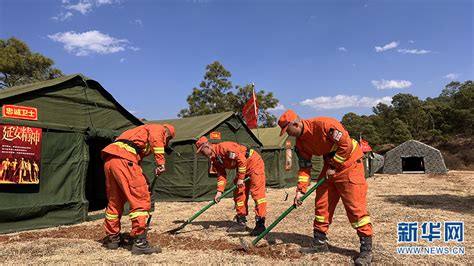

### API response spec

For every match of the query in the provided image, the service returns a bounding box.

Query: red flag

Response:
[360,138,373,152]
[242,89,258,129]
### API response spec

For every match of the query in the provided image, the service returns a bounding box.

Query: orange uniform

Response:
[210,142,267,218]
[101,124,171,237]
[294,117,373,237]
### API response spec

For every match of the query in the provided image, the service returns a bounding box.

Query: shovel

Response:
[240,176,327,251]
[166,176,251,234]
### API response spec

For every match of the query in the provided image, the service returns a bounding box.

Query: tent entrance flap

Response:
[85,138,110,211]
[402,156,425,173]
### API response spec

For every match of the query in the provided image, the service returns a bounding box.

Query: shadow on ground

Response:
[383,194,473,214]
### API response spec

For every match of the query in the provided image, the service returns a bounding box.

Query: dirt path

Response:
[1,171,472,264]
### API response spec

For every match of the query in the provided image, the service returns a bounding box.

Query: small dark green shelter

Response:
[145,112,262,202]
[0,75,142,233]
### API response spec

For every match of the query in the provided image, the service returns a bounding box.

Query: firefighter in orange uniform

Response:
[101,123,175,255]
[278,110,373,265]
[195,136,267,236]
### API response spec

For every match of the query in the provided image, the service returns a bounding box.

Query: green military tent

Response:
[0,74,143,233]
[145,112,262,202]
[251,127,324,187]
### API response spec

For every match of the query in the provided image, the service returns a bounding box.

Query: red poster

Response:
[0,125,42,184]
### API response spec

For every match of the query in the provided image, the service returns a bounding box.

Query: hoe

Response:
[166,176,251,234]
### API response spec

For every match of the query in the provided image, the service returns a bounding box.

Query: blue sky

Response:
[1,0,472,121]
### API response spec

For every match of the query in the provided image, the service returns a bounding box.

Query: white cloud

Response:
[268,103,286,112]
[48,30,134,56]
[61,0,118,16]
[120,58,126,63]
[371,79,412,90]
[65,1,93,14]
[52,11,73,21]
[397,48,431,55]
[408,40,415,43]
[338,47,348,52]
[134,19,143,26]
[300,95,392,110]
[444,73,460,80]
[375,41,399,52]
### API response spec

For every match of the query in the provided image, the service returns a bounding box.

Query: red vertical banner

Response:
[242,89,258,129]
[0,125,42,184]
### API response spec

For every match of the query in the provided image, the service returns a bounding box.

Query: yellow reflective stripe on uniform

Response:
[333,154,346,163]
[129,211,149,220]
[153,147,165,154]
[256,198,267,204]
[217,181,225,186]
[142,143,150,155]
[238,167,246,172]
[332,139,359,163]
[351,139,358,153]
[330,143,338,152]
[248,149,254,158]
[315,215,325,223]
[351,216,371,228]
[236,201,245,207]
[298,175,309,183]
[105,213,119,220]
[113,142,137,155]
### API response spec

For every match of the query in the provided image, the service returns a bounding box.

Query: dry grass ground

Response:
[0,171,472,264]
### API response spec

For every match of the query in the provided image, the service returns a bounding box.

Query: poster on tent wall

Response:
[0,125,42,185]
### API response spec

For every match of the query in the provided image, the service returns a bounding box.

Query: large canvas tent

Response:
[0,75,142,233]
[146,112,262,201]
[383,140,447,174]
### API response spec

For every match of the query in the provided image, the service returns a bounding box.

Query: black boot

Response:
[227,215,248,232]
[105,234,121,250]
[250,216,266,236]
[131,234,162,255]
[355,236,373,266]
[310,230,329,252]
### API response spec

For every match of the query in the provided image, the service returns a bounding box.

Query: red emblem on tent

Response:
[210,132,221,140]
[2,105,38,121]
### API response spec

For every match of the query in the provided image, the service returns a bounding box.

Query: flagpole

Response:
[251,82,260,140]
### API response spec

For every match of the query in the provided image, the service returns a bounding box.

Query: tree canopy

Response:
[0,37,63,88]
[179,61,279,127]
[342,80,474,150]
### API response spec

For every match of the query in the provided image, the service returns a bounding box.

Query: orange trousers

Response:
[233,155,267,217]
[313,160,373,237]
[103,156,151,237]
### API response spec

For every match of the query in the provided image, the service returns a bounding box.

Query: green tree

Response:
[341,112,382,146]
[179,61,280,127]
[0,37,63,88]
[178,61,233,117]
[391,93,430,137]
[389,118,412,145]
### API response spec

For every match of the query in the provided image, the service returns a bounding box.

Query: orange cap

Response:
[278,109,298,136]
[195,136,209,154]
[163,123,176,138]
